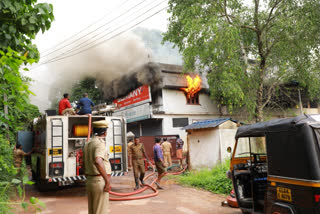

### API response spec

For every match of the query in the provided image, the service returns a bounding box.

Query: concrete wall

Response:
[187,121,238,169]
[219,121,238,161]
[161,88,219,115]
[188,128,221,169]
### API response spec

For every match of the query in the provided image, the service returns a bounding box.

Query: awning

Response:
[183,118,236,130]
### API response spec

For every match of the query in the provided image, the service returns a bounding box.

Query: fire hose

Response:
[84,115,187,201]
[83,115,187,200]
[109,164,187,201]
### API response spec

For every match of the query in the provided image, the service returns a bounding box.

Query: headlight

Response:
[226,170,232,179]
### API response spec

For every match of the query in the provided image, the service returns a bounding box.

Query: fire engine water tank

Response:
[73,125,91,137]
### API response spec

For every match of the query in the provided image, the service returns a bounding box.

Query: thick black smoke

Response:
[100,62,162,101]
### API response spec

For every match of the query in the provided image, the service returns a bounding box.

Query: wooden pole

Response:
[187,132,191,170]
[298,89,303,115]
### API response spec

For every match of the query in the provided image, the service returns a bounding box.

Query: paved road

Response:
[18,171,241,214]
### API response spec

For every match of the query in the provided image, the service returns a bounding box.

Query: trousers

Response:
[163,152,172,167]
[132,159,145,179]
[86,176,109,214]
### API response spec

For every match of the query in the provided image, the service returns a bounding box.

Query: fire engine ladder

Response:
[111,119,125,174]
[50,118,64,167]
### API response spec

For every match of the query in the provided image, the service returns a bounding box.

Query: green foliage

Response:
[0,49,40,142]
[0,0,52,137]
[0,0,54,60]
[70,77,103,105]
[0,135,45,213]
[0,138,16,182]
[163,0,320,121]
[178,160,232,195]
[0,0,54,212]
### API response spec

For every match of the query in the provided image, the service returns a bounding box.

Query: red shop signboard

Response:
[113,85,151,109]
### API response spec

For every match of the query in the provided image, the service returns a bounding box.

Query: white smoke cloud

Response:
[28,32,151,112]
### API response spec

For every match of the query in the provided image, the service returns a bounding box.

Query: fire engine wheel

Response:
[35,159,58,192]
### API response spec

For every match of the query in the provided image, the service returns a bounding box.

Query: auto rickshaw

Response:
[228,114,320,214]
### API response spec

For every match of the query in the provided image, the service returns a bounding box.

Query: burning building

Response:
[111,63,221,142]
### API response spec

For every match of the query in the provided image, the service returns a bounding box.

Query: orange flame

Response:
[181,75,202,98]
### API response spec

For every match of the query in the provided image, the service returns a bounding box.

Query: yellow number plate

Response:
[277,187,292,202]
[48,148,62,156]
[109,146,122,153]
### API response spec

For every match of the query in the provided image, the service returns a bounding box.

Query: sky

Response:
[35,0,169,53]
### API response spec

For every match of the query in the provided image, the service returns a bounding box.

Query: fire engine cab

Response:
[31,112,127,191]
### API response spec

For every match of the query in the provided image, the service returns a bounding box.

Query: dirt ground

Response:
[17,171,241,214]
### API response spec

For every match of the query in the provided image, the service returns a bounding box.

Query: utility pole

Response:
[298,89,303,115]
[4,93,9,141]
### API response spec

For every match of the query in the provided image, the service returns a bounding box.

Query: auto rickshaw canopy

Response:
[235,114,320,181]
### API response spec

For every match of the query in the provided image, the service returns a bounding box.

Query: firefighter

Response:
[176,138,184,169]
[13,144,32,177]
[84,120,111,214]
[161,138,172,167]
[129,137,150,190]
[127,139,134,170]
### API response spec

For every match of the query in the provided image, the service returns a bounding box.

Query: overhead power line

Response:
[32,2,168,67]
[40,0,130,55]
[45,0,166,63]
[40,0,146,59]
[45,6,168,65]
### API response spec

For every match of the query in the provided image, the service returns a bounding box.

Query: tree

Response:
[163,0,320,121]
[0,0,54,60]
[70,77,103,106]
[0,1,53,212]
[0,0,54,139]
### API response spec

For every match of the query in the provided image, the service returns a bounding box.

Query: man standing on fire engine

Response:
[84,120,111,214]
[129,137,150,190]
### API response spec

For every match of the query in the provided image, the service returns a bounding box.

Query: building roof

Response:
[235,114,320,139]
[158,63,209,90]
[183,118,236,130]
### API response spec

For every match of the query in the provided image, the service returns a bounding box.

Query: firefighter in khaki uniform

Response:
[161,138,173,167]
[127,140,134,170]
[129,137,150,190]
[13,144,31,176]
[84,120,111,214]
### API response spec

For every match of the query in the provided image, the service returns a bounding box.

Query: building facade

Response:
[112,63,222,142]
